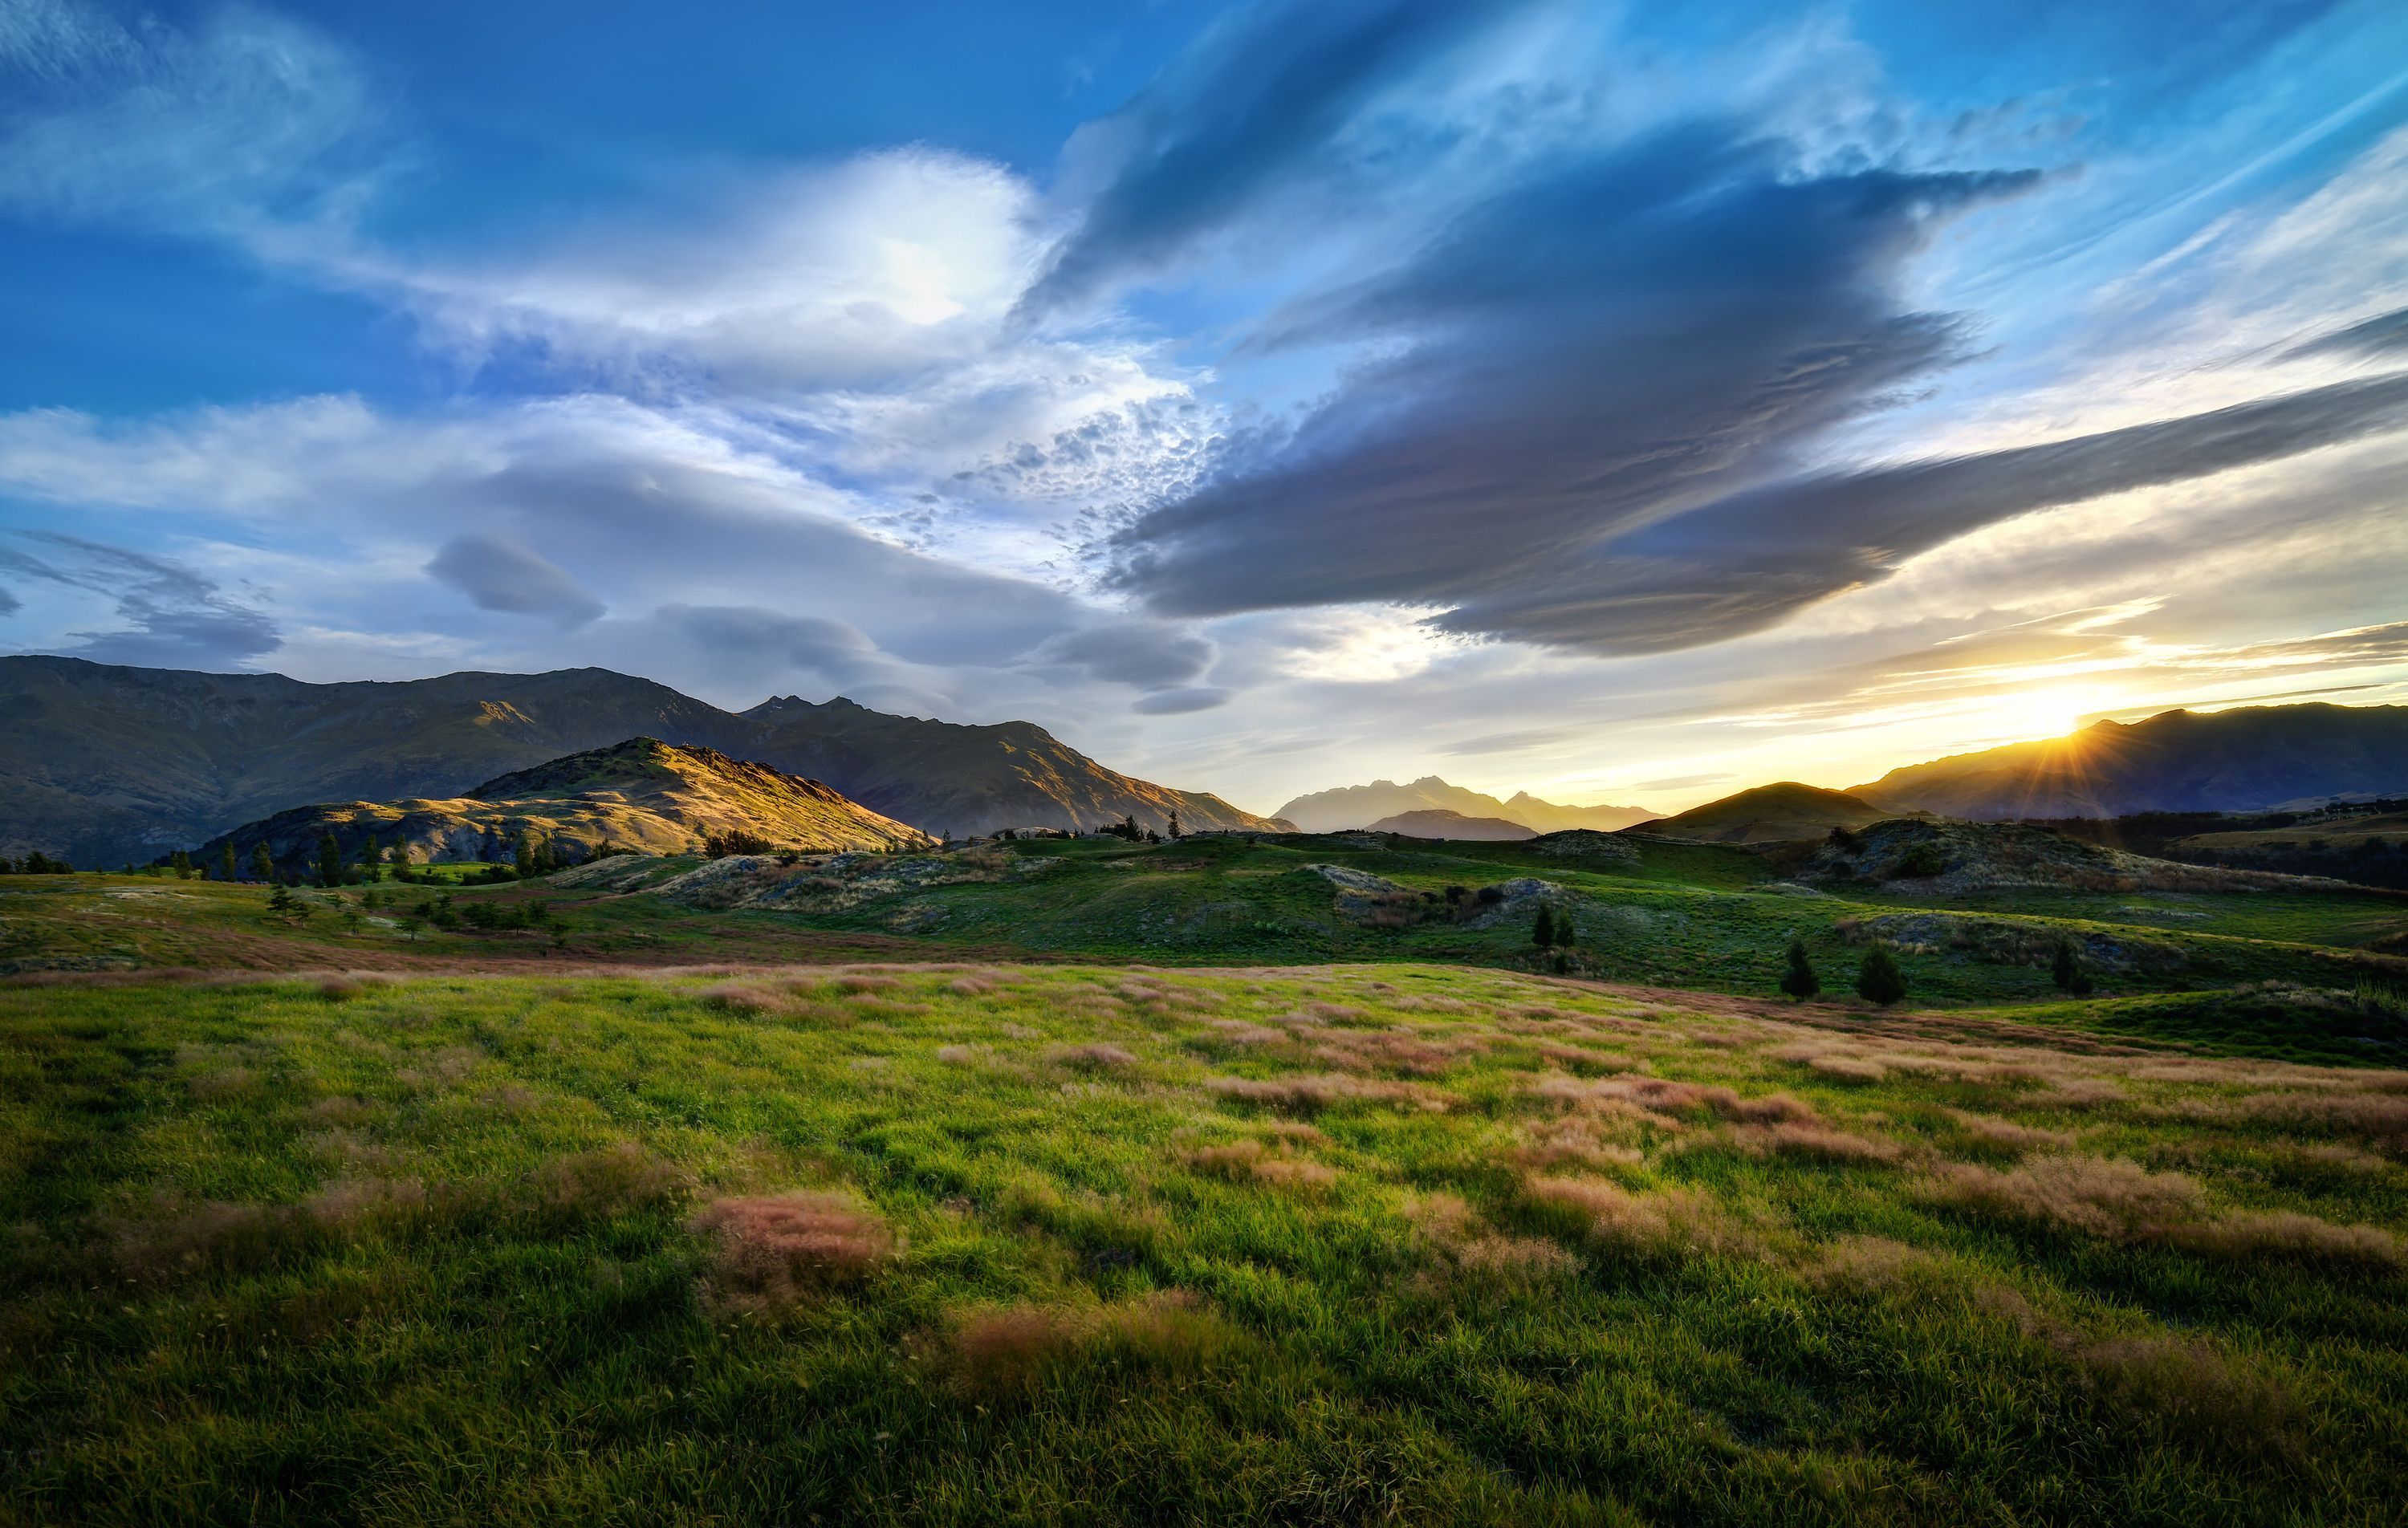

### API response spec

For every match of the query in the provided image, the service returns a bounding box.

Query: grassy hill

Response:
[0,657,1282,867]
[1858,704,2408,819]
[191,738,935,873]
[1636,782,1898,844]
[6,956,2408,1523]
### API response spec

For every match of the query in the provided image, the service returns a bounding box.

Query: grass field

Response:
[4,838,2407,1523]
[4,961,2406,1524]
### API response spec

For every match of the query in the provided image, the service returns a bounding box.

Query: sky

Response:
[2,0,2406,819]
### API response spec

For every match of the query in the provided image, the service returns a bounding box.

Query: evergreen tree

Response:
[1855,947,1908,1006]
[0,855,14,875]
[358,834,380,882]
[219,841,238,883]
[1780,939,1820,1000]
[250,843,275,882]
[317,832,343,888]
[266,884,295,917]
[1531,904,1556,948]
[1168,811,1182,839]
[2051,937,2094,996]
[1548,908,1575,948]
[390,841,412,881]
[169,849,193,880]
[514,832,537,879]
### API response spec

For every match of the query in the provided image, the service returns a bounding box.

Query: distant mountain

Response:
[1856,705,2408,820]
[0,656,1283,866]
[1275,774,1649,835]
[1364,808,1537,840]
[1634,782,1896,844]
[196,738,934,870]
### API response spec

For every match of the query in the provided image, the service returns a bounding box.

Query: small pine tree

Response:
[1856,947,1908,1006]
[169,849,193,880]
[1780,939,1819,1000]
[2052,937,2094,996]
[219,841,238,883]
[358,834,380,882]
[1548,907,1574,948]
[317,833,343,888]
[1168,811,1182,839]
[250,842,275,882]
[266,884,295,917]
[514,832,537,879]
[1531,904,1556,948]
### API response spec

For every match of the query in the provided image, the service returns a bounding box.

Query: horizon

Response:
[10,647,2397,819]
[6,1,2408,821]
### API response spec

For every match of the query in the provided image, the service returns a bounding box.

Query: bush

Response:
[1779,939,1819,1000]
[1890,843,1948,879]
[1856,948,1908,1006]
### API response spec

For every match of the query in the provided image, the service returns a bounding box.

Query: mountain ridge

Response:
[0,656,1283,865]
[1856,704,2408,819]
[1275,774,1651,835]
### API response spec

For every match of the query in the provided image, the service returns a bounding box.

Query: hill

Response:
[0,656,1280,865]
[1275,774,1649,834]
[1364,808,1536,840]
[1857,704,2408,819]
[1634,782,1896,843]
[191,738,934,872]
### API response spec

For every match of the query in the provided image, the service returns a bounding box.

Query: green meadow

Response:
[3,839,2407,1523]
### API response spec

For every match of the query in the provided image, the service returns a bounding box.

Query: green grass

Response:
[5,961,2407,1524]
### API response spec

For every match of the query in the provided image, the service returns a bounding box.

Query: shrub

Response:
[1856,948,1908,1006]
[2052,937,2095,995]
[1779,940,1819,1000]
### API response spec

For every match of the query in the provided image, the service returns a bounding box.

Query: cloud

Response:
[0,585,18,616]
[2282,305,2408,362]
[425,533,606,627]
[0,0,382,234]
[0,529,279,665]
[1632,772,1736,792]
[1131,685,1231,714]
[1110,122,2040,633]
[1033,620,1214,689]
[1023,0,1528,315]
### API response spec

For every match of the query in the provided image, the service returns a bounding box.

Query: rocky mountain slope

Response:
[1632,782,1898,844]
[1857,704,2408,819]
[0,656,1283,865]
[1275,774,1649,834]
[193,738,934,870]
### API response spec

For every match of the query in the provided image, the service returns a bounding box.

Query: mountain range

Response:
[0,656,1283,867]
[1274,776,1653,835]
[1856,705,2408,819]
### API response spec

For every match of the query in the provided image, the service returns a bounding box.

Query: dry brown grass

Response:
[699,981,788,1014]
[2072,1333,2300,1450]
[1202,1018,1290,1046]
[688,1190,896,1317]
[1511,1118,1647,1172]
[1948,1111,2077,1156]
[2234,1090,2408,1152]
[1205,1072,1450,1115]
[2167,1209,2402,1270]
[1180,1137,1336,1190]
[1309,1029,1473,1077]
[1805,1054,1889,1082]
[101,1196,305,1282]
[1522,1176,1739,1258]
[946,975,996,996]
[938,1293,1229,1398]
[1050,1042,1139,1072]
[2023,1077,2127,1111]
[1804,1234,1940,1294]
[1926,1155,2207,1239]
[528,1143,686,1227]
[306,1176,435,1238]
[1722,1121,1902,1164]
[833,973,900,994]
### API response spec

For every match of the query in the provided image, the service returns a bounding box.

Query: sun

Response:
[1991,684,2108,742]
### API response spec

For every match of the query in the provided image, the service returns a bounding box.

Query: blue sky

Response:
[2,0,2406,815]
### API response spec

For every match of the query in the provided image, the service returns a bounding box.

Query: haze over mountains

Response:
[0,657,1281,866]
[1276,777,1653,835]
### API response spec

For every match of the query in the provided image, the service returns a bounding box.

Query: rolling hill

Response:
[193,738,936,871]
[1363,808,1536,840]
[1856,704,2408,819]
[0,657,1283,865]
[1632,782,1898,843]
[1275,775,1649,834]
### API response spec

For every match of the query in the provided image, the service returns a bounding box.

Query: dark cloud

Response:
[0,585,18,615]
[2281,307,2408,363]
[1131,685,1231,715]
[0,530,279,666]
[1034,620,1214,689]
[425,532,605,627]
[657,605,885,683]
[1109,122,2041,632]
[1020,0,1523,315]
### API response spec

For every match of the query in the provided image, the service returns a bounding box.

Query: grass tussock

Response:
[938,1292,1230,1399]
[1512,1118,1647,1171]
[700,981,789,1014]
[1805,1234,1941,1294]
[1948,1111,2078,1156]
[1179,1138,1336,1190]
[1205,1071,1450,1115]
[1930,1155,2401,1267]
[529,1143,687,1228]
[1521,1175,1740,1258]
[1721,1120,1903,1164]
[688,1190,896,1317]
[1049,1042,1138,1072]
